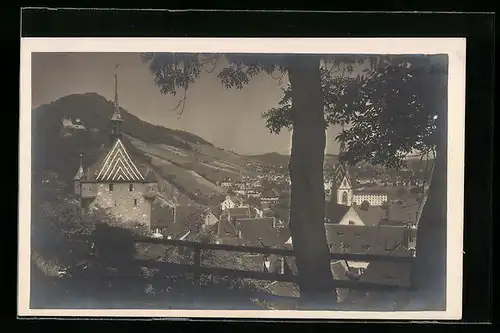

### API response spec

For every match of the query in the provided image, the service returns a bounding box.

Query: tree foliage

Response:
[360,200,370,211]
[141,52,448,305]
[263,55,445,169]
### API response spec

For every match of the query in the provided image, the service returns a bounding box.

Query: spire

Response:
[110,64,123,141]
[333,124,351,192]
[74,153,85,180]
[111,64,123,123]
[339,124,347,158]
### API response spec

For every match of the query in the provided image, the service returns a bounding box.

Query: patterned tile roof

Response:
[94,138,145,182]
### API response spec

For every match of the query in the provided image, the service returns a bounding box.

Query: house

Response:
[214,214,291,275]
[158,204,210,240]
[260,189,280,205]
[202,206,220,229]
[150,196,177,233]
[285,198,417,289]
[324,222,416,275]
[352,191,388,206]
[220,206,252,223]
[331,151,388,207]
[254,207,264,218]
[220,195,248,211]
[246,189,261,198]
[220,179,233,188]
[234,181,246,190]
[325,201,386,226]
[73,71,158,228]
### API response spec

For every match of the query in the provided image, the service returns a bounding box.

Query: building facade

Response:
[352,192,388,206]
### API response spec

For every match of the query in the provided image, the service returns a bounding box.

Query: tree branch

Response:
[169,88,188,118]
[271,70,287,85]
[200,55,221,74]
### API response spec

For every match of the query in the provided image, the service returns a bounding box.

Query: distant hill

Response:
[246,152,290,166]
[32,93,260,206]
[247,152,339,167]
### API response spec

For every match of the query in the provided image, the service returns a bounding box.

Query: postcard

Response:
[19,37,465,320]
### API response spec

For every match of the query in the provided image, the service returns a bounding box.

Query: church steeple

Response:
[74,153,84,180]
[332,125,353,206]
[110,64,123,141]
[338,125,347,160]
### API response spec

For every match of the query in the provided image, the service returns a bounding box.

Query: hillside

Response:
[32,93,258,206]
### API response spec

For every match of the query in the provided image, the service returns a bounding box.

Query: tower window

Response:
[109,184,114,191]
[129,184,134,191]
[134,199,138,206]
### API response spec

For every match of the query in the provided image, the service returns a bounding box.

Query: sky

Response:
[31,52,342,155]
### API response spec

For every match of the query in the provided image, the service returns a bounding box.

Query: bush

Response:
[360,200,370,211]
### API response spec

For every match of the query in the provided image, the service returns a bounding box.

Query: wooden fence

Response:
[89,235,416,292]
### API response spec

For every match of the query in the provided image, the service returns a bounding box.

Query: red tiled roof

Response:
[261,188,279,198]
[352,206,386,226]
[325,224,415,257]
[150,197,176,229]
[234,218,284,248]
[387,200,420,224]
[325,202,350,224]
[358,245,413,287]
[216,218,239,242]
[222,207,251,219]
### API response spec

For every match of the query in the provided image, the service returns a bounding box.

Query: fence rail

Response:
[82,234,416,293]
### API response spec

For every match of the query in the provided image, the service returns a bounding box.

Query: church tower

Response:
[72,64,158,227]
[73,153,84,196]
[332,127,353,206]
[110,64,124,142]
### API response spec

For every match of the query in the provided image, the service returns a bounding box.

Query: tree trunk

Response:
[413,56,448,310]
[287,55,337,308]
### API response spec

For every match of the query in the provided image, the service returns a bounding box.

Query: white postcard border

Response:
[19,37,466,320]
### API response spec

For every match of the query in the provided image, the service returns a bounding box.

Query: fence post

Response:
[193,244,201,288]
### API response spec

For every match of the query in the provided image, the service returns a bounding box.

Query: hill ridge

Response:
[32,93,262,207]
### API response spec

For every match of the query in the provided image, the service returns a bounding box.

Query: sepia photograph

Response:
[18,38,465,319]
